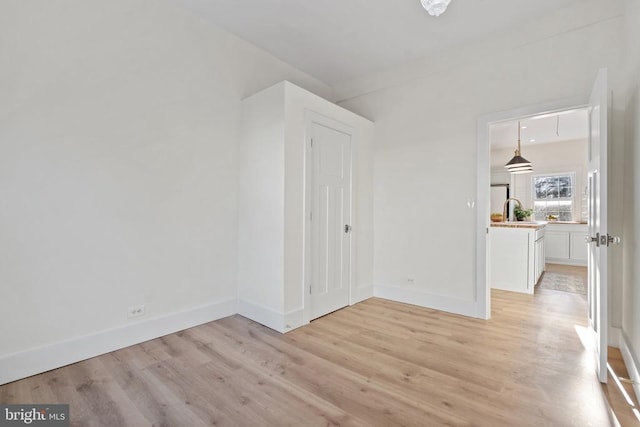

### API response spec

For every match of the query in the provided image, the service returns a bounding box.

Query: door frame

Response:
[476,95,587,319]
[303,110,355,324]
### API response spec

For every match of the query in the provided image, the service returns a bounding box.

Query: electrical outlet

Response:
[407,277,415,284]
[128,304,145,319]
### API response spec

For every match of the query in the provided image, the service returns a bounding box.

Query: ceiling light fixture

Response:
[421,0,452,17]
[505,121,533,174]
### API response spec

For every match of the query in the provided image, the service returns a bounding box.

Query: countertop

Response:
[490,221,547,229]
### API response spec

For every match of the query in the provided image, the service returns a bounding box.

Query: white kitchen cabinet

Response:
[545,223,588,266]
[570,231,589,261]
[490,224,546,294]
[534,230,546,285]
[545,231,570,259]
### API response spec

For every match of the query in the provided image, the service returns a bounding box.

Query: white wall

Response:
[491,139,589,222]
[621,0,640,392]
[0,0,332,384]
[237,84,286,315]
[337,0,626,317]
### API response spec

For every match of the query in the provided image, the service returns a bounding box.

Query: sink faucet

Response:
[503,198,523,222]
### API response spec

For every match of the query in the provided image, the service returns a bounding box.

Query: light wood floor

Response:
[1,286,638,426]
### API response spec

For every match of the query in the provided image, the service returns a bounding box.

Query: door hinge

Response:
[310,211,313,221]
[310,138,313,148]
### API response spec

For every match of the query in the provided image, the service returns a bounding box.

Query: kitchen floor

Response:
[537,263,587,296]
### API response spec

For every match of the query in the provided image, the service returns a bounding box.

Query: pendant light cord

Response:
[516,121,521,155]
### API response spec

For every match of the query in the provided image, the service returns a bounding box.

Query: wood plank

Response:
[0,274,633,426]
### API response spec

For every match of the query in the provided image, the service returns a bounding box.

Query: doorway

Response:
[476,96,591,317]
[487,109,590,297]
[477,69,610,384]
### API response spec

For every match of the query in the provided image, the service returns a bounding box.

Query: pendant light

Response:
[505,121,533,174]
[421,0,452,17]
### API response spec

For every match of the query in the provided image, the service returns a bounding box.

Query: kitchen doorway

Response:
[476,97,589,318]
[476,69,611,384]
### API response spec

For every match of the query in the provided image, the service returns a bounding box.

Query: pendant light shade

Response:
[421,0,452,17]
[505,121,533,174]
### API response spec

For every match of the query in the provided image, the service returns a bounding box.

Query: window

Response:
[532,173,575,221]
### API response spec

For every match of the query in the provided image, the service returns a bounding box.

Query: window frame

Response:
[531,172,576,221]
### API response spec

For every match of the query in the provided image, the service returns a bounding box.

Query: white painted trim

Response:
[237,300,308,334]
[237,299,287,333]
[476,96,588,320]
[284,307,306,332]
[620,330,640,404]
[0,298,237,386]
[374,285,478,318]
[351,285,374,305]
[476,116,491,320]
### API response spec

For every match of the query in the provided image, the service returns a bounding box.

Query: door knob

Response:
[607,234,621,246]
[585,233,621,247]
[585,233,599,245]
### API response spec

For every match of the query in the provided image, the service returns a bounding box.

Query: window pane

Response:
[534,177,558,199]
[558,176,572,198]
[533,174,574,221]
[559,211,572,221]
[558,201,572,209]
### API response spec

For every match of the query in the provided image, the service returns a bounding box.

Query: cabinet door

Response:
[545,231,570,260]
[534,240,539,284]
[535,237,545,283]
[570,232,588,261]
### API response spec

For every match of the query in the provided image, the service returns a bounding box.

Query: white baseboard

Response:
[0,298,237,386]
[237,298,288,333]
[620,330,640,404]
[352,285,374,305]
[374,285,479,318]
[284,308,306,332]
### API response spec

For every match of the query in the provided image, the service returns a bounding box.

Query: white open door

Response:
[586,68,609,384]
[309,119,352,320]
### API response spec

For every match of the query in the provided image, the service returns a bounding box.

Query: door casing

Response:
[476,95,588,319]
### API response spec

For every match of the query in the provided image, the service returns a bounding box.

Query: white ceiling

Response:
[490,108,590,150]
[172,0,580,85]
